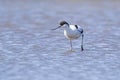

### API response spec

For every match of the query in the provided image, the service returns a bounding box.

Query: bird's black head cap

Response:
[60,21,69,26]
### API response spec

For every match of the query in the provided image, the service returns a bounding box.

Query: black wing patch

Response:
[75,25,78,29]
[80,29,83,33]
[78,29,83,34]
[75,25,83,34]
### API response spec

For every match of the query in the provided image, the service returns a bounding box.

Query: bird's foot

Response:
[67,49,75,52]
[81,46,84,51]
[81,48,84,51]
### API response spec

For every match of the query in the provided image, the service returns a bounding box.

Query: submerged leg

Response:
[70,40,73,51]
[81,34,84,51]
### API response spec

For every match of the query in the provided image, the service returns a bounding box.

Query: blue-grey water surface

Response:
[0,0,120,80]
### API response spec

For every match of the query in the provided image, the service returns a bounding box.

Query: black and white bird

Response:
[52,21,84,51]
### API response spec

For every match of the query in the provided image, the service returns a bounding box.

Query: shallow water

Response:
[0,0,120,80]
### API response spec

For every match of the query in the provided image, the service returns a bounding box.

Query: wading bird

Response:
[52,21,84,51]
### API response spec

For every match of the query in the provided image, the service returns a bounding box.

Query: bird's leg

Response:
[70,40,73,51]
[81,34,84,51]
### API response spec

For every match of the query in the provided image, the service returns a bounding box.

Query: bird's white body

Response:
[63,25,82,40]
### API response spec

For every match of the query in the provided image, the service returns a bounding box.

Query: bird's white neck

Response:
[63,24,69,30]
